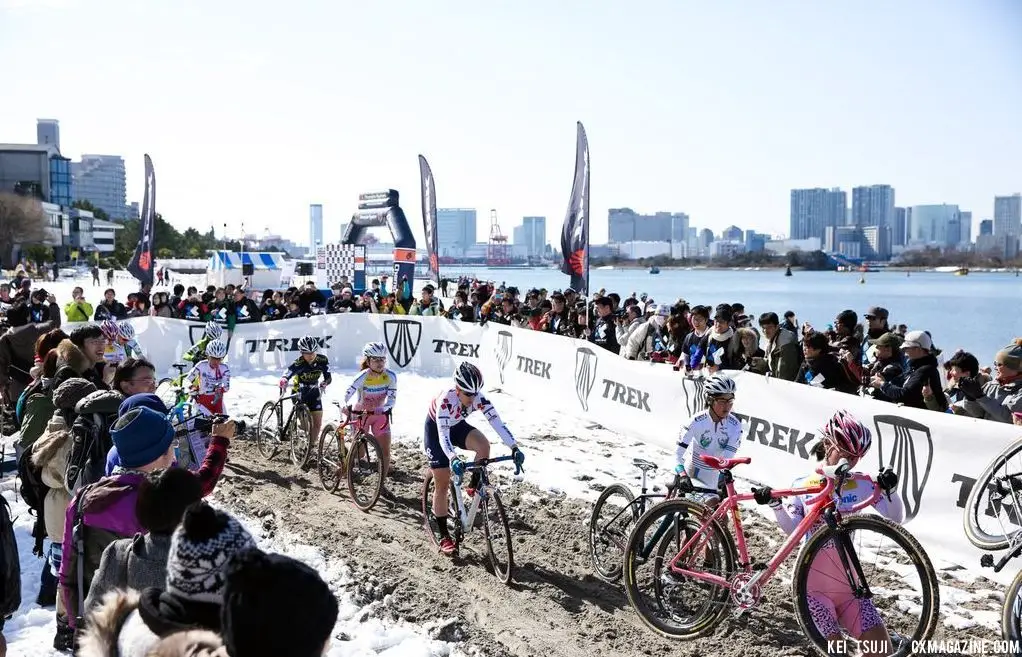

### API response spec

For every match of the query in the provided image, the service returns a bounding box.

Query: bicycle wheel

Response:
[155,378,176,409]
[588,483,637,583]
[964,438,1022,550]
[1002,567,1022,649]
[346,431,383,511]
[317,424,345,493]
[482,487,514,584]
[256,401,280,460]
[623,498,735,639]
[288,405,313,468]
[792,514,939,657]
[421,470,462,550]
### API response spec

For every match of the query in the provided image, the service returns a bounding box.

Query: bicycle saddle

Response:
[699,455,751,470]
[632,458,658,472]
[172,362,189,370]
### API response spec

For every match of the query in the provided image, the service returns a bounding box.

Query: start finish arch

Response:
[341,189,417,291]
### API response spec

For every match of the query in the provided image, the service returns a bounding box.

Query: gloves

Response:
[319,382,328,392]
[753,486,780,508]
[450,456,466,483]
[511,446,525,467]
[956,376,984,401]
[672,465,693,493]
[278,378,287,390]
[877,467,898,494]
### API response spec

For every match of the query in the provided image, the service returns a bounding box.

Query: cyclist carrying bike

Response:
[99,319,127,364]
[183,321,224,364]
[342,341,397,485]
[672,372,743,503]
[188,338,231,415]
[765,410,902,654]
[424,362,524,556]
[279,335,331,447]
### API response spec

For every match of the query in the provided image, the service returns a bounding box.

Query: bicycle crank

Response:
[729,572,763,616]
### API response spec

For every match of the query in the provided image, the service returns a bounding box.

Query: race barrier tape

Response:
[116,314,1020,584]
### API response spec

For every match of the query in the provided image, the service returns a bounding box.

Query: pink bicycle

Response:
[622,454,938,656]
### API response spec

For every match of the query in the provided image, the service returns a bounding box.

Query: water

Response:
[443,267,1021,362]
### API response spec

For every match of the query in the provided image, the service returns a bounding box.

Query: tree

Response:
[0,192,50,269]
[71,199,110,221]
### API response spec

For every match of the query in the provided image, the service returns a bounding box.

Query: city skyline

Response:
[2,1,1020,248]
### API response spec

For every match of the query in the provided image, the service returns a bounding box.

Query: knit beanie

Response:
[111,406,174,468]
[52,378,97,412]
[119,393,169,416]
[997,343,1022,372]
[222,547,338,657]
[167,503,256,603]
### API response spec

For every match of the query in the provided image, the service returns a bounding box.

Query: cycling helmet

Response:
[703,372,737,406]
[205,338,228,359]
[362,341,387,359]
[100,319,119,340]
[297,335,318,354]
[821,409,872,458]
[117,321,135,340]
[454,362,484,394]
[204,321,223,340]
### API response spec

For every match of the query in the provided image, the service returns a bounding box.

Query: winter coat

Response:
[953,378,1022,423]
[796,352,858,395]
[64,300,95,322]
[758,327,801,381]
[18,385,55,449]
[30,415,74,541]
[85,534,173,614]
[0,319,58,396]
[94,300,128,321]
[879,353,947,411]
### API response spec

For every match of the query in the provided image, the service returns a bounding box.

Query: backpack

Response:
[15,446,47,557]
[13,377,46,431]
[0,495,21,617]
[65,412,114,495]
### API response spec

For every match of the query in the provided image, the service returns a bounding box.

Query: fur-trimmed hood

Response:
[55,338,93,376]
[78,589,140,657]
[147,630,227,657]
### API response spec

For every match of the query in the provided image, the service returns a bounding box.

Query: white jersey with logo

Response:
[675,411,744,490]
[428,388,516,460]
[773,472,905,538]
[187,360,231,395]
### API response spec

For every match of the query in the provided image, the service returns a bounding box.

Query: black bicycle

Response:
[256,391,313,467]
[588,458,681,583]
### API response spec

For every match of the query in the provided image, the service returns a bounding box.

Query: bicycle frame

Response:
[668,466,883,595]
[451,455,520,533]
[275,393,304,434]
[598,465,676,544]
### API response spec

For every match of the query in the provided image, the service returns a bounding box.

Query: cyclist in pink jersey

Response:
[343,342,398,489]
[767,410,903,654]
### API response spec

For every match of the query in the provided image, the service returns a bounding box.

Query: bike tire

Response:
[483,488,514,584]
[588,483,637,583]
[421,470,462,550]
[1003,567,1022,651]
[317,424,344,493]
[964,438,1022,550]
[256,401,279,460]
[792,514,939,657]
[346,432,384,512]
[288,405,313,468]
[622,498,735,639]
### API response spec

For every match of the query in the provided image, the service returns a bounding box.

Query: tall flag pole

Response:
[127,154,156,286]
[418,155,440,286]
[559,122,590,295]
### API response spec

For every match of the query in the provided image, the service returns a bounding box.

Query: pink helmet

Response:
[821,410,872,458]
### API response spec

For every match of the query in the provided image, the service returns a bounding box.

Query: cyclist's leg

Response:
[840,599,891,656]
[462,426,490,490]
[424,418,471,531]
[367,413,392,477]
[805,593,843,645]
[304,386,324,438]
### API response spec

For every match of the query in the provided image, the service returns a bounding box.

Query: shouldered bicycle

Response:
[256,388,314,467]
[317,402,385,511]
[156,363,193,417]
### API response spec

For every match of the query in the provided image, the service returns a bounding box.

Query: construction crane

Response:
[486,208,511,266]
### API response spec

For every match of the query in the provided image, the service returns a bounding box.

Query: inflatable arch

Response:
[342,190,417,292]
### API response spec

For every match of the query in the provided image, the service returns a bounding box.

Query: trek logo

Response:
[244,335,333,354]
[516,355,551,379]
[383,319,422,368]
[574,347,598,411]
[495,330,514,385]
[432,339,479,358]
[599,379,651,412]
[952,473,1022,529]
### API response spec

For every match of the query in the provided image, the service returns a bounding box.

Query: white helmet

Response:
[297,335,319,354]
[363,342,387,359]
[205,338,228,359]
[204,321,223,340]
[454,362,484,394]
[703,372,737,405]
[117,321,135,340]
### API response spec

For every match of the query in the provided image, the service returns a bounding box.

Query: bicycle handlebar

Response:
[465,454,525,476]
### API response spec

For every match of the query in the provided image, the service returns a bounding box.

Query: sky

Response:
[1,0,1020,249]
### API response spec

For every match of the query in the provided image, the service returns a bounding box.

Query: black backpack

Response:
[16,444,49,556]
[0,495,21,617]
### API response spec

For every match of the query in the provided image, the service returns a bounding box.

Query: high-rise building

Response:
[789,188,845,242]
[979,219,994,236]
[861,225,892,260]
[512,216,547,258]
[37,119,60,153]
[608,208,689,243]
[908,204,959,245]
[72,154,127,219]
[309,204,323,250]
[0,143,71,206]
[851,185,895,229]
[957,211,972,246]
[437,208,477,256]
[893,207,907,246]
[722,225,744,241]
[994,194,1021,238]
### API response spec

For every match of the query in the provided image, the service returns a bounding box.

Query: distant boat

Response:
[784,265,793,277]
[954,267,969,276]
[648,266,660,275]
[859,274,866,284]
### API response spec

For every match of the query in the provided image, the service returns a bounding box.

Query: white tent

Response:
[206,251,287,290]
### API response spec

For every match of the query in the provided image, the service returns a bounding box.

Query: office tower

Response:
[789,188,845,241]
[72,154,127,219]
[437,208,477,256]
[994,194,1021,238]
[309,204,323,250]
[851,185,895,229]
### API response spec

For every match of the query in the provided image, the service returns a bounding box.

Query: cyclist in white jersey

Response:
[763,410,902,654]
[672,372,743,502]
[423,362,525,555]
[342,342,398,490]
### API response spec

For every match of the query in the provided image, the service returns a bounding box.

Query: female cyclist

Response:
[424,362,525,555]
[672,372,743,503]
[342,342,397,487]
[99,320,124,364]
[116,321,146,359]
[279,335,331,444]
[188,338,231,415]
[183,321,224,364]
[767,410,901,656]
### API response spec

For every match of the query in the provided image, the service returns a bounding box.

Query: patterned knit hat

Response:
[166,502,256,603]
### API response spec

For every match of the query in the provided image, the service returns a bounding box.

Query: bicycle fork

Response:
[453,482,485,534]
[824,508,872,599]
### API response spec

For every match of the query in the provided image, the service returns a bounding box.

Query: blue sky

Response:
[1,0,1019,247]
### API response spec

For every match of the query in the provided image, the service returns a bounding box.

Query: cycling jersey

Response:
[427,388,515,460]
[675,411,743,490]
[283,355,332,388]
[183,338,210,364]
[344,367,397,413]
[773,472,905,538]
[188,360,231,396]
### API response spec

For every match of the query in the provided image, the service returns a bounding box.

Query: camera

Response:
[193,414,247,436]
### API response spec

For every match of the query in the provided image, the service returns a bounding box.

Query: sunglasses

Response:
[711,396,735,404]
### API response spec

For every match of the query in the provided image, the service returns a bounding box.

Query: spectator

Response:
[296,281,326,315]
[68,325,114,390]
[409,284,442,316]
[701,307,737,371]
[755,312,800,381]
[590,297,620,355]
[231,288,261,324]
[28,288,61,325]
[953,341,1022,423]
[93,289,127,321]
[866,332,907,402]
[616,305,644,352]
[327,285,357,313]
[0,302,60,405]
[150,292,173,318]
[18,335,86,457]
[780,310,798,335]
[64,287,94,322]
[871,330,947,411]
[797,330,858,394]
[734,327,765,371]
